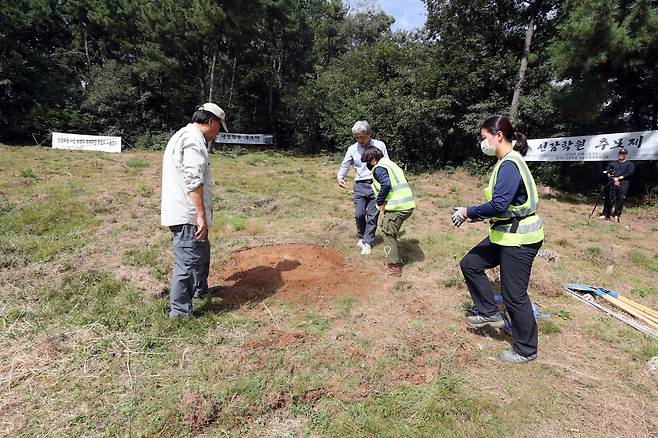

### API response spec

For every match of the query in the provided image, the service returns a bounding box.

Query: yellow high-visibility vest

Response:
[485,150,544,246]
[371,157,416,211]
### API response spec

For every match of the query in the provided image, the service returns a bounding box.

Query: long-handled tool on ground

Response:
[597,288,658,321]
[563,284,658,339]
[595,288,658,326]
[594,290,658,329]
[567,284,658,329]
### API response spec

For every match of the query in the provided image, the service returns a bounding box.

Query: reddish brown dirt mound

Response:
[212,244,370,307]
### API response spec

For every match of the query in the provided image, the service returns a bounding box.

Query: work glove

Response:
[452,207,468,227]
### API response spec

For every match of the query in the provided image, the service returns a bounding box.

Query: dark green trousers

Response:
[380,209,414,264]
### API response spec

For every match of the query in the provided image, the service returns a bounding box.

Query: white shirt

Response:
[161,124,213,227]
[337,139,389,181]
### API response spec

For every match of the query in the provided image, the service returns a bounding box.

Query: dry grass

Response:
[0,144,656,436]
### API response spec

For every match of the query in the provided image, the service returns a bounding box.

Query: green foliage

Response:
[334,296,355,319]
[124,159,149,169]
[630,286,656,298]
[538,320,562,334]
[295,312,331,336]
[123,246,160,269]
[133,131,174,150]
[1,0,657,194]
[220,215,246,232]
[463,158,494,177]
[311,376,507,436]
[19,168,36,178]
[0,187,98,266]
[442,277,458,288]
[629,250,658,273]
[550,0,658,130]
[584,246,603,259]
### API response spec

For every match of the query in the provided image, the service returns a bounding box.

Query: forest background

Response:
[2,0,658,194]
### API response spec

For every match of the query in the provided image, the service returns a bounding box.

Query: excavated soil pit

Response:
[211,244,371,307]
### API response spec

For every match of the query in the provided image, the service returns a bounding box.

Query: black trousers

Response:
[603,180,630,217]
[460,237,542,357]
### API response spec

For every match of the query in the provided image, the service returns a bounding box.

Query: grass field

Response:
[1,144,657,436]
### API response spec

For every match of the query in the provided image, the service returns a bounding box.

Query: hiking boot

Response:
[386,263,402,276]
[498,349,537,364]
[465,312,505,328]
[361,243,371,255]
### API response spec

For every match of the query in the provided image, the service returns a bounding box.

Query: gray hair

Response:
[351,120,372,135]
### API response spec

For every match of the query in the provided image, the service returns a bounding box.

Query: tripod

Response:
[587,176,613,223]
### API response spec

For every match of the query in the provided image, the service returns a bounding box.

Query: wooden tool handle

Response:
[618,297,658,320]
[603,296,658,330]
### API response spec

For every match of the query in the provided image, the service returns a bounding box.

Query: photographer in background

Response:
[600,148,635,223]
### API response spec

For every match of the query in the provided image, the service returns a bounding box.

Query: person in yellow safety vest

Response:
[361,147,416,277]
[452,115,544,364]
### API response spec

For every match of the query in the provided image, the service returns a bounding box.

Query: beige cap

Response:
[198,103,228,132]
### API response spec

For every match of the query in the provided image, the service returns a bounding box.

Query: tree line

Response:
[1,0,657,190]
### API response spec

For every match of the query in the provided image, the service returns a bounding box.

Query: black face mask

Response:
[366,163,374,171]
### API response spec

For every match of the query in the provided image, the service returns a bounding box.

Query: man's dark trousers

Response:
[169,224,210,318]
[460,237,542,357]
[353,181,379,245]
[611,180,630,217]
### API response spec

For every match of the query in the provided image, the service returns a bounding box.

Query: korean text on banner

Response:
[52,132,122,153]
[525,130,658,162]
[215,133,273,145]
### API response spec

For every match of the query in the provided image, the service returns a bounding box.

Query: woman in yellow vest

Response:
[452,116,544,364]
[361,147,416,276]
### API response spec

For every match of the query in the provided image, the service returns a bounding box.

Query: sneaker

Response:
[466,305,483,316]
[385,263,402,276]
[614,216,620,223]
[598,215,606,220]
[357,239,365,249]
[361,243,371,255]
[498,349,537,364]
[465,312,505,328]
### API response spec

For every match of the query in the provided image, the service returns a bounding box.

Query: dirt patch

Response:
[182,392,221,431]
[241,329,308,350]
[115,266,165,298]
[212,244,371,307]
[298,387,329,405]
[266,391,290,411]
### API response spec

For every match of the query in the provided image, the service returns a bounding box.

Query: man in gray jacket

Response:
[161,103,228,319]
[337,121,388,255]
